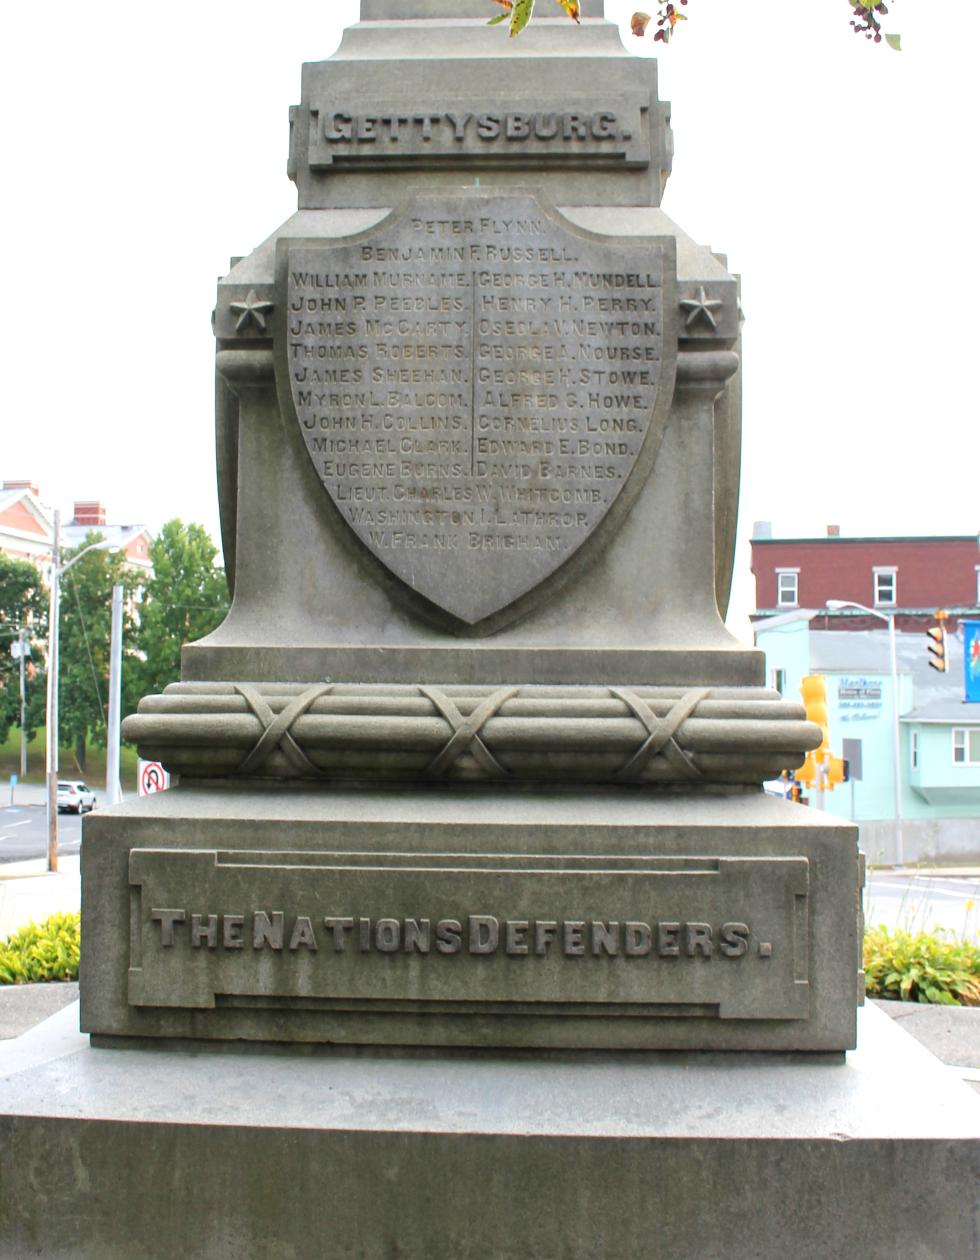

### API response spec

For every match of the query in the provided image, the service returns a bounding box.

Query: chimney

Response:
[827,524,840,537]
[3,479,40,497]
[73,501,107,526]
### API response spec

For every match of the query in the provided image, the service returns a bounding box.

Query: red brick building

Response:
[0,481,54,572]
[0,482,152,577]
[751,526,980,631]
[61,501,153,573]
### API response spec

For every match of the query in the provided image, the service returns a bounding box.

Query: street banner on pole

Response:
[965,620,980,704]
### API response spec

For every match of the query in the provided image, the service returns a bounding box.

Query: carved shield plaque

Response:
[276,193,675,625]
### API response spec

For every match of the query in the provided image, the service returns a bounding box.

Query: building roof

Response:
[902,697,980,724]
[61,522,153,571]
[810,627,962,690]
[752,534,979,545]
[61,522,146,549]
[0,482,154,573]
[747,608,817,631]
[0,486,52,536]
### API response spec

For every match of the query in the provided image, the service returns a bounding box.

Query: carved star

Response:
[229,289,274,333]
[680,285,723,331]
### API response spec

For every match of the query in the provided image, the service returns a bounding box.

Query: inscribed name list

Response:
[279,195,672,623]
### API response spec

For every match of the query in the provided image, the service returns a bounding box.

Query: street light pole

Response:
[886,610,903,868]
[825,599,904,868]
[14,627,28,779]
[45,511,61,872]
[44,517,123,872]
[105,583,124,806]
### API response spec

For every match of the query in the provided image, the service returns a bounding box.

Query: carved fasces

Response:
[274,192,676,627]
[122,682,823,785]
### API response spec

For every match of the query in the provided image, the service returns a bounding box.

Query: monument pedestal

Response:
[81,787,860,1052]
[1,1001,977,1258]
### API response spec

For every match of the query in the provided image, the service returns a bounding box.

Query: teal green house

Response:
[754,611,980,864]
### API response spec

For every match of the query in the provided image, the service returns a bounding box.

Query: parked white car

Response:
[57,781,96,814]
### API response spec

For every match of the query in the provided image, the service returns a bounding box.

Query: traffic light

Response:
[792,674,849,799]
[926,623,948,672]
[800,675,830,758]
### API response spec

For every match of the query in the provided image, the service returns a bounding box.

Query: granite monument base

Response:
[1,1002,977,1259]
[81,786,861,1052]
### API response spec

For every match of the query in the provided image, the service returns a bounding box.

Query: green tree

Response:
[0,554,47,746]
[58,535,136,773]
[133,520,229,701]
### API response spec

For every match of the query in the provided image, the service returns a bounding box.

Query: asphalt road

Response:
[865,872,980,938]
[0,804,83,863]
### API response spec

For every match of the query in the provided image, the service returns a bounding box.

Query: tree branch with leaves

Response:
[131,520,230,703]
[488,0,901,49]
[57,536,136,772]
[0,555,47,747]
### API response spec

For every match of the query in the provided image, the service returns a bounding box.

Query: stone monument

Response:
[83,0,861,1054]
[3,5,976,1257]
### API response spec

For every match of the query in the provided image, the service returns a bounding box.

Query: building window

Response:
[952,728,980,765]
[771,668,786,696]
[873,567,897,607]
[776,569,799,607]
[910,731,918,770]
[975,566,980,603]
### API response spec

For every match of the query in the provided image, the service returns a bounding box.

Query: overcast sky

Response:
[2,0,976,636]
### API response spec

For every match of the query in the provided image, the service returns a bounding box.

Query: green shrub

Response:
[0,912,80,984]
[864,925,980,1006]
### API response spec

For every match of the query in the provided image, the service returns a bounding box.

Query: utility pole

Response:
[17,627,27,779]
[45,510,61,872]
[9,628,29,779]
[105,583,124,806]
[826,600,903,867]
[44,516,122,871]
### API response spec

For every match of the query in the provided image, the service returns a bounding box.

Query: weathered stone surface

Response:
[87,1,850,1069]
[306,96,650,175]
[80,788,860,1052]
[129,849,810,1019]
[0,982,78,1042]
[122,680,821,784]
[276,191,675,626]
[362,1,607,19]
[2,1002,977,1259]
[291,1,672,211]
[193,4,748,688]
[201,193,745,680]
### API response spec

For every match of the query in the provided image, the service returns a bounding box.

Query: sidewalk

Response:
[5,782,57,808]
[875,1000,980,1093]
[0,855,80,942]
[873,866,980,879]
[0,849,82,1041]
[0,778,104,939]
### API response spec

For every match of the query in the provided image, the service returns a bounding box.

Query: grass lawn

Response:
[0,729,140,793]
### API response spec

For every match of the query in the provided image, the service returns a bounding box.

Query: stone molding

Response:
[123,681,820,785]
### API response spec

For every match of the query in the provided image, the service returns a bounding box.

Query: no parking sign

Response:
[138,759,171,796]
